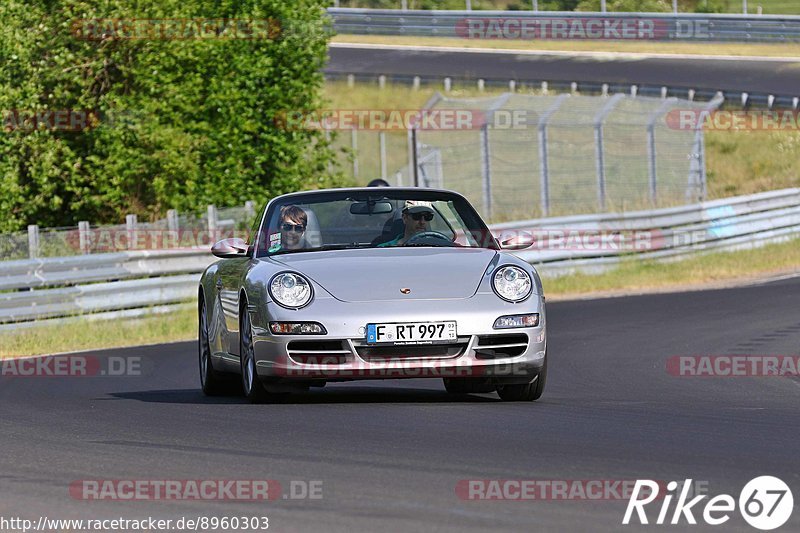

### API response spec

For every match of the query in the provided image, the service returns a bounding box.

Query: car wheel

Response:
[239,303,271,403]
[496,353,547,402]
[199,297,230,396]
[442,378,496,394]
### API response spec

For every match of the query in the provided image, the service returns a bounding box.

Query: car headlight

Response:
[492,266,532,303]
[269,272,313,309]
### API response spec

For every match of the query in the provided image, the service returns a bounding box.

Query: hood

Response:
[270,247,498,302]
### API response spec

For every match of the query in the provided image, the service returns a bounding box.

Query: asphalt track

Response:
[1,277,800,532]
[326,44,800,98]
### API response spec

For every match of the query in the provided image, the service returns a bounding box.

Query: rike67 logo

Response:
[623,476,793,530]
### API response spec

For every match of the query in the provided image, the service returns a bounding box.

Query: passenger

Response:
[268,205,307,252]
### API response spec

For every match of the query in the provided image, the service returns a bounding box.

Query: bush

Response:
[0,0,343,232]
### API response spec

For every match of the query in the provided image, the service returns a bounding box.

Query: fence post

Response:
[126,214,138,250]
[479,93,511,220]
[324,129,334,173]
[410,92,442,189]
[593,93,625,212]
[379,131,388,179]
[410,127,420,187]
[27,224,39,259]
[479,124,492,220]
[537,94,570,217]
[78,221,90,254]
[166,209,179,249]
[167,209,179,232]
[244,201,255,242]
[207,205,218,244]
[395,171,403,187]
[351,129,359,178]
[690,94,724,202]
[646,98,678,205]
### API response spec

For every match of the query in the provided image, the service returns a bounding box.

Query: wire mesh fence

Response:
[333,91,722,222]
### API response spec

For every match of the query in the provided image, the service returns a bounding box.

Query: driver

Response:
[377,200,435,247]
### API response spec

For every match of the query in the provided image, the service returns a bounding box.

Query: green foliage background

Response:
[0,0,343,231]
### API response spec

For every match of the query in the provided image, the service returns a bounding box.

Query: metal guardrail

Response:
[328,8,800,43]
[2,188,800,329]
[505,188,800,274]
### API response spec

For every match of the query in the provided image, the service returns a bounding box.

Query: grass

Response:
[332,35,800,58]
[0,305,196,359]
[2,237,799,357]
[705,129,800,198]
[543,235,800,299]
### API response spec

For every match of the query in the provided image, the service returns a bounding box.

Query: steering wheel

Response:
[403,230,454,246]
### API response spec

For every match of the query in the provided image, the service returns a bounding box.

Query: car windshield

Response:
[257,189,498,256]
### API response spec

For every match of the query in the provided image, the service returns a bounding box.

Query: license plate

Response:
[366,321,457,345]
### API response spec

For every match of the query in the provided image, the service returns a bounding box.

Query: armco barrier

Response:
[2,188,800,328]
[328,8,800,43]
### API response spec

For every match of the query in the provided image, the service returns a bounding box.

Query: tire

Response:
[496,353,547,402]
[239,302,271,403]
[199,297,231,396]
[442,378,495,394]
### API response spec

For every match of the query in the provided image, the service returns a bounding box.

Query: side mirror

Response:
[497,232,535,251]
[211,238,250,258]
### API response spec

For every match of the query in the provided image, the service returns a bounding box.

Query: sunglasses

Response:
[281,223,306,233]
[409,212,434,222]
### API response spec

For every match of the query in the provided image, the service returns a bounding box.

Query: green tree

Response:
[0,0,343,231]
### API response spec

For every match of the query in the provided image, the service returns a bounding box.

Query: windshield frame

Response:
[253,187,497,258]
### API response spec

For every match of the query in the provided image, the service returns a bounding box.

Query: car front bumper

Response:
[250,293,546,383]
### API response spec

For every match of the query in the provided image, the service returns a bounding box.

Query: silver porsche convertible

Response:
[198,188,547,402]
